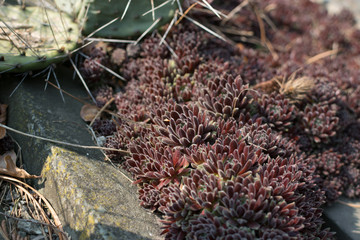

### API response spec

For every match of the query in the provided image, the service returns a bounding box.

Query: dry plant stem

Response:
[221,0,249,25]
[11,186,54,240]
[252,5,278,60]
[9,183,53,238]
[45,81,89,105]
[175,2,198,26]
[0,176,64,232]
[337,200,360,208]
[305,49,339,65]
[0,123,130,155]
[86,126,133,183]
[89,97,115,127]
[253,48,338,95]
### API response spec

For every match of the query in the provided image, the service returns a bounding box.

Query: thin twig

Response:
[222,0,248,25]
[0,176,68,239]
[45,81,90,105]
[86,126,133,183]
[305,49,338,65]
[337,199,360,208]
[175,2,198,25]
[89,98,115,127]
[252,4,278,60]
[0,123,130,155]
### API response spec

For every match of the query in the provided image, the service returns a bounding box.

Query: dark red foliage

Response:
[257,93,295,131]
[79,43,109,84]
[299,104,339,143]
[151,102,217,148]
[86,0,360,238]
[93,86,113,107]
[91,119,116,137]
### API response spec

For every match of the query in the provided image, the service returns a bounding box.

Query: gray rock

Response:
[323,197,360,240]
[0,67,162,239]
[41,146,162,240]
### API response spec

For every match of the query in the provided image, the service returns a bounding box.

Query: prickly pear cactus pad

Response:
[0,5,80,73]
[82,0,178,38]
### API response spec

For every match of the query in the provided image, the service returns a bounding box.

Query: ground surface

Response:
[0,0,360,239]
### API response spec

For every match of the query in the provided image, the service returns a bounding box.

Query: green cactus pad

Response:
[82,0,177,38]
[0,5,80,73]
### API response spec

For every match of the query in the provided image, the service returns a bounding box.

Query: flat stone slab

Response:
[323,198,360,240]
[0,67,162,239]
[41,146,161,240]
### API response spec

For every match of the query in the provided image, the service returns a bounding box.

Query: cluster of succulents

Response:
[76,0,360,238]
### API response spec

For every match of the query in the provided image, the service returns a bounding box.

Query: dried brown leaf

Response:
[0,151,40,179]
[252,77,280,94]
[0,104,7,140]
[253,74,314,103]
[0,127,5,140]
[279,76,314,102]
[80,104,99,122]
[0,104,7,124]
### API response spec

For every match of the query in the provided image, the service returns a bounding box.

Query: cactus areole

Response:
[0,5,80,73]
[0,0,178,73]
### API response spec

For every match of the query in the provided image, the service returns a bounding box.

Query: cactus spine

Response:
[0,0,178,73]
